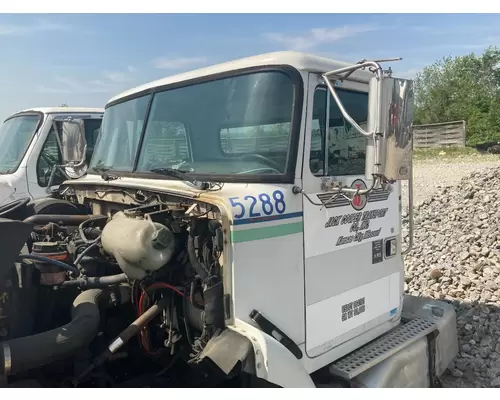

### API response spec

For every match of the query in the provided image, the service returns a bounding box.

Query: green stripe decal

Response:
[231,221,303,243]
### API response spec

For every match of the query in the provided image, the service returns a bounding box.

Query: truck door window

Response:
[310,87,368,177]
[309,89,327,175]
[37,127,64,187]
[83,118,103,165]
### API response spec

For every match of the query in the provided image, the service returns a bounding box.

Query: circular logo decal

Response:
[351,179,368,211]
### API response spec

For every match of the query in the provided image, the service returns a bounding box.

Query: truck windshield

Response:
[90,70,298,180]
[0,114,41,174]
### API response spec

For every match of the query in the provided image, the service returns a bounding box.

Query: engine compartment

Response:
[0,192,257,388]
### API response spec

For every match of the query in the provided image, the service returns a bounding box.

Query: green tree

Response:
[414,46,500,146]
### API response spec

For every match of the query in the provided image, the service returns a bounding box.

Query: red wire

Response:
[137,282,185,355]
[138,283,184,316]
[138,290,154,355]
[144,282,185,297]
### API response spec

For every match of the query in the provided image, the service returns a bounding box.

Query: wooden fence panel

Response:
[413,120,466,148]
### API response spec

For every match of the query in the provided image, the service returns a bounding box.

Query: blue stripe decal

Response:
[233,211,303,226]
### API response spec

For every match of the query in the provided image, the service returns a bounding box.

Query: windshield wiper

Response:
[92,166,120,182]
[150,167,213,190]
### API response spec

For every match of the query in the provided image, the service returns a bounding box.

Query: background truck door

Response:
[26,115,102,199]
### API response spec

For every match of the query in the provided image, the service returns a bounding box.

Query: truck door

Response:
[301,75,403,360]
[26,115,103,199]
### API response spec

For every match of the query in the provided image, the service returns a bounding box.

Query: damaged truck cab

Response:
[0,52,458,388]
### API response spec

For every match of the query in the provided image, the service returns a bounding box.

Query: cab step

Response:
[329,317,437,380]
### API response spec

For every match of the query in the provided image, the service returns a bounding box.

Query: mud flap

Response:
[427,329,441,388]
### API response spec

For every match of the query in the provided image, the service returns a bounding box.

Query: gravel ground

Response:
[401,155,500,388]
[401,158,500,208]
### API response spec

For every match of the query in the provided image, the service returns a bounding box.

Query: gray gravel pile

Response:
[402,165,500,388]
[401,159,500,208]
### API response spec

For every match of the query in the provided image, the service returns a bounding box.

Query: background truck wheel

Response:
[0,198,88,221]
[25,198,88,217]
[0,197,31,220]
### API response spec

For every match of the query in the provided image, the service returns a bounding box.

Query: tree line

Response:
[413,46,500,146]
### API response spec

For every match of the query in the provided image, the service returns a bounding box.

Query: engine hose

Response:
[0,288,115,376]
[17,254,80,277]
[74,297,170,383]
[187,235,208,280]
[73,238,101,267]
[79,216,107,244]
[23,214,100,226]
[61,273,128,288]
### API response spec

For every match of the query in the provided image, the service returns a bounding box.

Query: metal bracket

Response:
[402,162,414,255]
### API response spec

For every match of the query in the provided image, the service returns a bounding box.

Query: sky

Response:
[0,13,499,121]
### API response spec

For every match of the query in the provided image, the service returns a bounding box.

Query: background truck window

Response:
[83,118,103,165]
[220,122,290,155]
[36,128,63,187]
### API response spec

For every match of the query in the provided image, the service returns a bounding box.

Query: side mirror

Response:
[60,119,87,165]
[45,118,88,193]
[367,76,414,181]
[322,59,413,185]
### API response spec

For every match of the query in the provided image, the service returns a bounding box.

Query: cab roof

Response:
[8,107,104,119]
[108,51,376,105]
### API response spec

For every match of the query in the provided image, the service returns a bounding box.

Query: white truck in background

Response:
[0,107,103,209]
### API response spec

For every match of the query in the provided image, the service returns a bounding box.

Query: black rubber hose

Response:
[74,297,170,383]
[79,216,107,244]
[187,221,209,280]
[17,254,79,277]
[0,289,110,375]
[23,214,101,226]
[61,273,128,288]
[73,239,101,267]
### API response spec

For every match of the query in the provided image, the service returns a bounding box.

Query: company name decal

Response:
[325,207,389,246]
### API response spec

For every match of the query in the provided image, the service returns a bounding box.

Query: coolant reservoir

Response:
[100,211,175,280]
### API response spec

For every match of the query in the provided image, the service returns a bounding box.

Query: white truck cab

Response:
[0,107,103,206]
[10,52,458,388]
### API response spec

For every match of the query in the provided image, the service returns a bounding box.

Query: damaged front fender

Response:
[190,328,256,379]
[227,319,315,388]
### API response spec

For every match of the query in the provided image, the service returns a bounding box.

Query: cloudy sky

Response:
[0,13,498,120]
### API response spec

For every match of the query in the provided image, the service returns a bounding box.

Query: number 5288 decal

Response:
[229,190,286,219]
